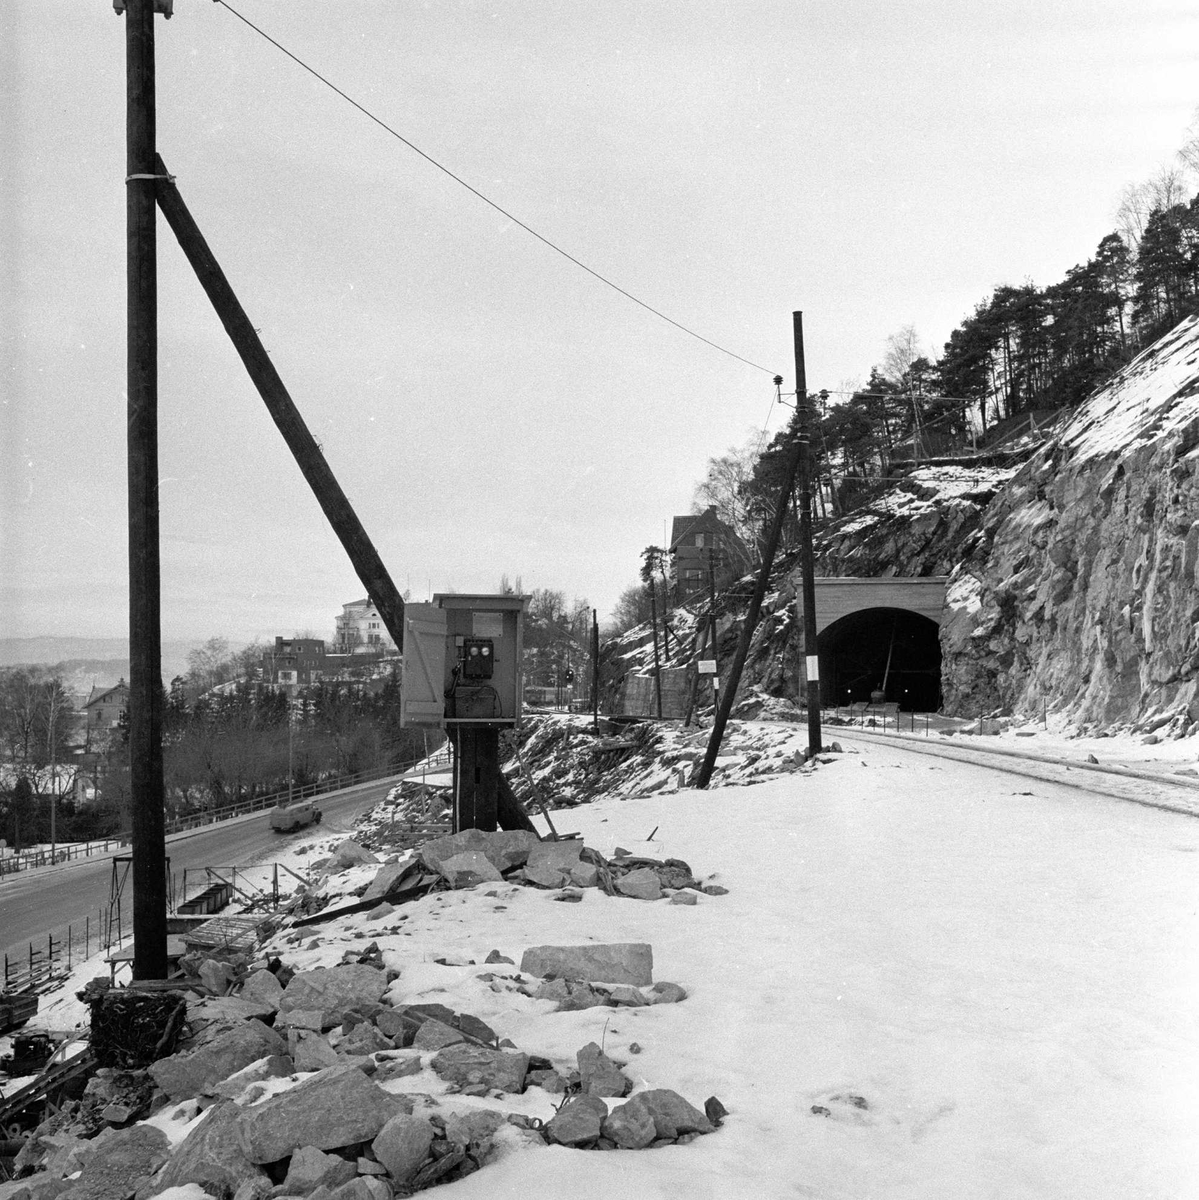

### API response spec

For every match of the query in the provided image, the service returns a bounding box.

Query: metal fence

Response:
[0,751,450,883]
[821,703,936,735]
[0,839,126,881]
[3,908,124,995]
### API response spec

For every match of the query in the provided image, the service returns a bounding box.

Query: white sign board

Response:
[697,659,718,675]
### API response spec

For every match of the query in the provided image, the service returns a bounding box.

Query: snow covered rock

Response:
[619,1089,714,1140]
[323,841,379,872]
[210,1054,293,1100]
[370,1114,435,1184]
[234,1065,406,1163]
[429,1043,529,1093]
[56,1125,170,1200]
[277,965,390,1020]
[600,1097,657,1148]
[520,943,653,987]
[522,840,584,888]
[278,1145,357,1195]
[614,867,662,900]
[151,1101,267,1198]
[149,1020,286,1102]
[577,1042,631,1097]
[434,850,503,888]
[419,829,538,875]
[237,969,283,1010]
[410,1018,465,1051]
[544,1095,608,1147]
[360,860,414,903]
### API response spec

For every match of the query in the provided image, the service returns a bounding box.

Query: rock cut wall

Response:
[942,313,1199,729]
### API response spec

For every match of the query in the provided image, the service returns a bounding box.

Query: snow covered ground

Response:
[16,725,1199,1200]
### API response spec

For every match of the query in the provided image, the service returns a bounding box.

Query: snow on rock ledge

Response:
[942,312,1199,729]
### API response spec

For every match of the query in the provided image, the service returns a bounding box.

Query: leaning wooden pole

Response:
[126,0,168,981]
[694,365,806,789]
[152,156,407,649]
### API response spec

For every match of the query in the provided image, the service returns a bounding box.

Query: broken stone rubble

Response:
[4,813,733,1200]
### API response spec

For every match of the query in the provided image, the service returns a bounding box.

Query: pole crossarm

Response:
[152,155,407,650]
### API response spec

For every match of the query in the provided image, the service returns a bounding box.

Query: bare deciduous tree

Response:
[1115,166,1190,250]
[692,436,762,558]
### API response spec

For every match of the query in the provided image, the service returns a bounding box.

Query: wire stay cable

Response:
[213,0,778,377]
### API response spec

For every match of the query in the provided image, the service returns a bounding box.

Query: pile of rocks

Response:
[415,828,726,904]
[6,936,722,1200]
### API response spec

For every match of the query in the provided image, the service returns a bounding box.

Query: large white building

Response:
[334,598,398,655]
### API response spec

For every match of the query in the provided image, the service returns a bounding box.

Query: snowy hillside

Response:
[943,311,1199,729]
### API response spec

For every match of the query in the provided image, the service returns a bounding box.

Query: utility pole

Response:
[124,0,168,980]
[706,551,720,707]
[591,608,600,733]
[648,578,663,719]
[694,352,806,788]
[795,313,823,756]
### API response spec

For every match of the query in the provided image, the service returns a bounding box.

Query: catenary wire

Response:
[213,0,779,378]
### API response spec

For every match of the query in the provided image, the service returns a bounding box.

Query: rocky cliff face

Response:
[941,313,1199,730]
[813,465,1018,577]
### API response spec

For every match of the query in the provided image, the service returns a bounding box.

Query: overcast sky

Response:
[2,1,1196,646]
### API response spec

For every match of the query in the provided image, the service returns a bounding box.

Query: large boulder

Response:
[210,1054,294,1100]
[235,1065,406,1163]
[150,1020,286,1101]
[520,943,653,987]
[323,841,379,872]
[277,966,390,1019]
[544,1095,608,1147]
[601,1097,657,1149]
[420,829,538,875]
[429,1043,529,1094]
[152,1100,267,1198]
[238,970,284,1010]
[522,841,583,888]
[371,1114,435,1184]
[361,861,415,903]
[279,1146,357,1195]
[57,1126,170,1200]
[614,868,662,901]
[433,851,503,889]
[577,1043,630,1097]
[632,1089,715,1138]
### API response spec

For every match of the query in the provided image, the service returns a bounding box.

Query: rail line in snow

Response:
[836,726,1199,819]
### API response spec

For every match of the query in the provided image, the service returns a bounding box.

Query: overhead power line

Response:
[213,0,778,377]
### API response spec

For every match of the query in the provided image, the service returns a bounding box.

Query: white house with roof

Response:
[334,598,398,655]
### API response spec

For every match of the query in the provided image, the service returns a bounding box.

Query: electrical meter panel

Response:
[461,638,495,680]
[400,594,527,727]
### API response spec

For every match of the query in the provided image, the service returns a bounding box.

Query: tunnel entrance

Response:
[818,607,942,712]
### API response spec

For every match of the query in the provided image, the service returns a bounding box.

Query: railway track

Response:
[837,726,1199,818]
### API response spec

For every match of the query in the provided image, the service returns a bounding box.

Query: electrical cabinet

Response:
[400,593,527,727]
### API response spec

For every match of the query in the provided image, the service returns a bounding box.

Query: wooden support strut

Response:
[152,155,406,650]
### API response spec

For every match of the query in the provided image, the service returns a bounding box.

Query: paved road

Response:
[0,775,399,965]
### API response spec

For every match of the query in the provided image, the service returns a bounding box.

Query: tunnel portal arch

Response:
[817,606,942,712]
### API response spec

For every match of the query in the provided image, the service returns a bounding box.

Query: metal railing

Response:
[0,838,127,881]
[821,703,936,736]
[3,908,124,995]
[0,751,451,882]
